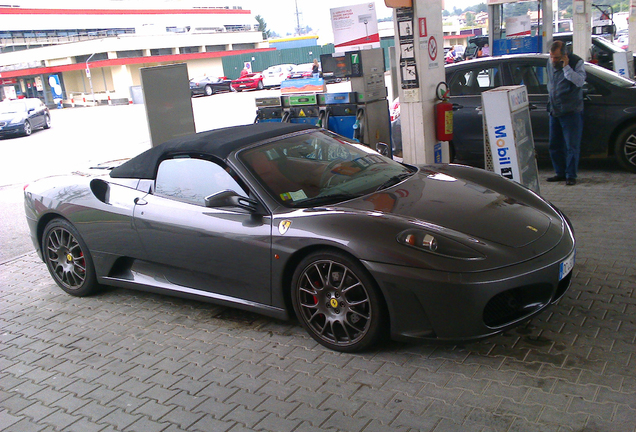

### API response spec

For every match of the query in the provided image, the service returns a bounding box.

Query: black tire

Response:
[257,81,264,90]
[614,123,636,173]
[43,115,51,129]
[291,250,386,352]
[204,85,213,96]
[23,121,32,136]
[42,219,99,297]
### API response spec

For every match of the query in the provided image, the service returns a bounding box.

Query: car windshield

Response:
[0,101,26,114]
[239,130,415,208]
[586,63,636,87]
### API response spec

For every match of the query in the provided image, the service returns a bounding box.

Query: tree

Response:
[466,12,475,27]
[255,15,271,40]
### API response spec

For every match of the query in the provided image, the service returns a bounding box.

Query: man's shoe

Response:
[546,175,566,182]
[566,178,576,186]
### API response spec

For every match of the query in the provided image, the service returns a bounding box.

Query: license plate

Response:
[559,250,575,280]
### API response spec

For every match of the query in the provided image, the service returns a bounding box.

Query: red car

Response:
[231,73,264,91]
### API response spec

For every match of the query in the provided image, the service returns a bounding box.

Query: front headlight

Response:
[397,229,485,260]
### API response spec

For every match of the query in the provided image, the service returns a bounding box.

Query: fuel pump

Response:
[316,92,358,139]
[320,48,391,149]
[254,96,283,123]
[281,94,322,126]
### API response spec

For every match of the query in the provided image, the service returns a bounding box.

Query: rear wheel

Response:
[42,219,98,297]
[291,251,386,352]
[614,123,636,173]
[23,121,32,136]
[257,81,264,90]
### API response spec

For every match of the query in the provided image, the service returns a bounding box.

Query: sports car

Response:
[231,72,264,91]
[24,123,575,352]
[189,75,234,97]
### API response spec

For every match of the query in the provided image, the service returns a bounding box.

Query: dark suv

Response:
[553,32,635,73]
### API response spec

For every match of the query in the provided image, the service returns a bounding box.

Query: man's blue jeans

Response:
[549,112,583,179]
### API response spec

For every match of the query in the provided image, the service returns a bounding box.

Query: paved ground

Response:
[1,160,635,432]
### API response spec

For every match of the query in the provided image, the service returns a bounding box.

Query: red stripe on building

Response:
[0,48,276,79]
[0,8,251,15]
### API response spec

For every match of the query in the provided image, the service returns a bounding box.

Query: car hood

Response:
[0,112,25,122]
[342,166,554,249]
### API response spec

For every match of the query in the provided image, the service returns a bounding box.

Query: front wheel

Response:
[42,219,99,297]
[614,123,636,173]
[291,251,386,352]
[23,121,32,136]
[257,81,264,90]
[204,85,213,96]
[43,115,51,129]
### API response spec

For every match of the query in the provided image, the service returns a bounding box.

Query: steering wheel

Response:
[319,159,343,188]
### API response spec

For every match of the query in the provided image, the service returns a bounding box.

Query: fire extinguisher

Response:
[435,82,453,141]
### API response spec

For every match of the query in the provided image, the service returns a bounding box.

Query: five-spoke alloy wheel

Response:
[615,123,636,173]
[23,120,32,136]
[292,251,385,352]
[42,219,98,296]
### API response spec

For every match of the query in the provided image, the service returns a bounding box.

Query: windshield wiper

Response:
[376,172,413,191]
[297,193,360,207]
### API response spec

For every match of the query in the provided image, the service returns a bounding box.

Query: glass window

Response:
[239,130,414,208]
[155,158,246,206]
[510,63,548,94]
[449,66,500,95]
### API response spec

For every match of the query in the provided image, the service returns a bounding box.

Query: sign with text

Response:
[331,3,380,52]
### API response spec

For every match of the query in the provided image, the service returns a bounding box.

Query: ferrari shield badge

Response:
[278,220,292,235]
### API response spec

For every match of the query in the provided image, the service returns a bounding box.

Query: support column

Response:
[572,0,592,60]
[390,0,445,164]
[543,0,553,53]
[488,3,501,54]
[629,0,636,53]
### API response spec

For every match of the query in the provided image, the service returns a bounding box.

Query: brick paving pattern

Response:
[1,160,635,432]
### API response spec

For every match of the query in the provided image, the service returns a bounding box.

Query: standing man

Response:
[546,40,586,186]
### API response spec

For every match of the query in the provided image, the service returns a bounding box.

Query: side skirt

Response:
[100,272,289,321]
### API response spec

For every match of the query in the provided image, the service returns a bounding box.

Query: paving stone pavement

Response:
[1,160,635,432]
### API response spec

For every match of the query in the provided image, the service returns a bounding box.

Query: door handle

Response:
[134,197,147,205]
[476,106,483,115]
[528,104,538,110]
[452,103,464,111]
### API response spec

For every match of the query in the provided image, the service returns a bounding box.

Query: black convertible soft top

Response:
[110,122,316,179]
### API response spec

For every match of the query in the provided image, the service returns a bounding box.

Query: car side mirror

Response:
[204,189,258,212]
[376,142,391,157]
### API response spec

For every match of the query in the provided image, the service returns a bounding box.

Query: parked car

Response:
[0,98,51,137]
[446,54,636,172]
[231,72,264,91]
[262,64,295,88]
[288,63,316,79]
[553,32,636,73]
[464,35,489,60]
[24,122,575,352]
[189,75,234,96]
[393,54,636,173]
[465,33,635,73]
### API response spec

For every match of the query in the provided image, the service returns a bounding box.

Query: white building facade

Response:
[0,2,270,104]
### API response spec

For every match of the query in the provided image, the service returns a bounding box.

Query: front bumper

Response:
[232,83,258,90]
[0,123,25,136]
[363,239,575,343]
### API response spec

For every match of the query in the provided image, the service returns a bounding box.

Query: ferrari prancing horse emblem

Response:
[278,220,292,235]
